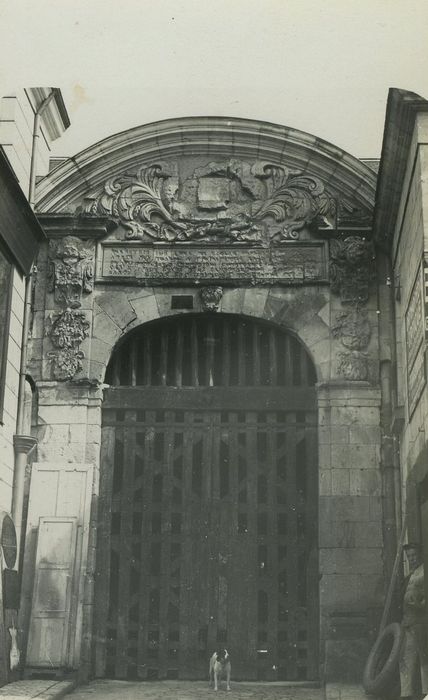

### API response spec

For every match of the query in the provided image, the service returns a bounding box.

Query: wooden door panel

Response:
[97,407,318,681]
[26,517,78,668]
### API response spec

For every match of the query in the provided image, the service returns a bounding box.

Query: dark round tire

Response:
[363,622,403,697]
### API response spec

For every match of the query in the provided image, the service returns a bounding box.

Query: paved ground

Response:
[66,680,325,700]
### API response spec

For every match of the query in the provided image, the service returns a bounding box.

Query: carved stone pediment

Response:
[83,159,337,244]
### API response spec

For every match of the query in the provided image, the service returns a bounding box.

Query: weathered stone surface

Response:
[320,470,332,496]
[348,425,380,445]
[265,287,329,330]
[89,337,112,369]
[349,469,381,496]
[319,520,383,549]
[319,495,380,523]
[128,292,161,323]
[330,444,379,470]
[220,288,245,315]
[242,288,269,318]
[331,469,350,495]
[95,290,137,329]
[324,638,370,683]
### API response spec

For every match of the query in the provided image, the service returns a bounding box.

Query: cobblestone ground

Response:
[67,680,324,700]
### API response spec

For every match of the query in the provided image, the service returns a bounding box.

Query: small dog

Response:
[209,649,231,691]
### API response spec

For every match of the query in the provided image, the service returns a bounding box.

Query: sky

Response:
[1,0,428,160]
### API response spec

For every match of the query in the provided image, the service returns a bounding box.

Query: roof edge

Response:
[373,88,428,247]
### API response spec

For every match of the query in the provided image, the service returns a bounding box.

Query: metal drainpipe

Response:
[12,89,56,566]
[376,247,401,619]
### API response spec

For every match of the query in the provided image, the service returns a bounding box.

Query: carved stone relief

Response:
[330,236,374,306]
[337,351,369,382]
[331,309,371,351]
[83,159,337,244]
[47,309,90,382]
[48,236,94,308]
[330,237,374,382]
[200,287,223,312]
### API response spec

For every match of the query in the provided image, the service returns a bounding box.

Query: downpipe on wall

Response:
[12,90,57,568]
[376,248,402,619]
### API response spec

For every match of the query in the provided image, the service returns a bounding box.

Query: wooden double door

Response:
[95,315,319,681]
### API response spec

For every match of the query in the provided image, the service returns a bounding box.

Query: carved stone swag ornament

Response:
[330,236,375,381]
[83,159,337,244]
[47,308,90,382]
[47,236,94,381]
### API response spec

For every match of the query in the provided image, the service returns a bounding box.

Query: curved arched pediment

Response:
[35,117,376,236]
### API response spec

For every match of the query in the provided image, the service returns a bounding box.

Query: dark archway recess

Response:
[96,314,319,682]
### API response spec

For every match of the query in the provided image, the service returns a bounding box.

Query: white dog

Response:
[209,649,231,691]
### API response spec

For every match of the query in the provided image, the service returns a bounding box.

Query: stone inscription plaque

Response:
[100,243,328,284]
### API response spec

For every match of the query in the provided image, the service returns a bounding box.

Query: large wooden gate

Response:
[95,315,319,681]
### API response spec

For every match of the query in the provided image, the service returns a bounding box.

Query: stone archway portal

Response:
[95,314,319,681]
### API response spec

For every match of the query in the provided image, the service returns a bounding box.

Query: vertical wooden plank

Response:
[305,419,319,678]
[269,328,278,385]
[115,420,136,678]
[207,411,219,657]
[94,426,116,677]
[245,411,258,679]
[237,322,246,386]
[143,333,152,386]
[112,354,121,386]
[178,411,195,677]
[175,325,183,388]
[158,411,174,677]
[253,324,261,386]
[285,411,298,679]
[222,320,231,386]
[130,337,137,386]
[160,327,168,386]
[266,411,279,680]
[284,335,293,386]
[137,411,154,678]
[206,320,215,387]
[300,341,309,386]
[190,320,199,387]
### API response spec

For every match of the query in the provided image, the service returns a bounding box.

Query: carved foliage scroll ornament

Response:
[200,287,223,312]
[48,236,94,308]
[330,237,375,381]
[48,309,90,381]
[84,160,336,244]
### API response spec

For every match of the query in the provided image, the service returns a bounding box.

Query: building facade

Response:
[0,88,425,688]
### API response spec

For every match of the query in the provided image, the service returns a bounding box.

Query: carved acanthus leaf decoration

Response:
[83,159,336,244]
[90,163,182,241]
[48,308,90,381]
[252,163,336,240]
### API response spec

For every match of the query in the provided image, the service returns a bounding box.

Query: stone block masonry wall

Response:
[318,384,383,679]
[0,267,25,512]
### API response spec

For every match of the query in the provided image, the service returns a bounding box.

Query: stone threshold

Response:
[0,677,77,699]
